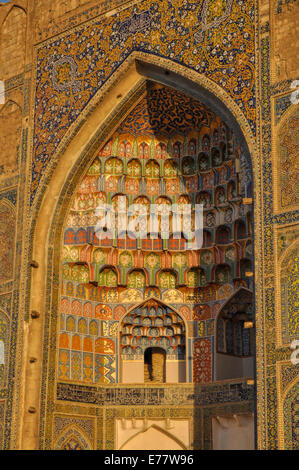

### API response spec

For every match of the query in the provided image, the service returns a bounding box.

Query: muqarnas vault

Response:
[0,0,298,451]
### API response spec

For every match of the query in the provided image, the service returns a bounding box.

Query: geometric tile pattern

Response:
[32,0,256,203]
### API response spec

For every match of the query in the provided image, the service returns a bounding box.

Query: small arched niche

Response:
[120,300,186,383]
[120,424,186,450]
[144,347,166,383]
[215,288,254,381]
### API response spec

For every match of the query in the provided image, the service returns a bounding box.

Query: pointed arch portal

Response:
[23,55,257,450]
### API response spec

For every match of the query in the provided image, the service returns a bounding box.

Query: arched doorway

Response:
[119,299,186,383]
[215,288,254,381]
[120,425,187,450]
